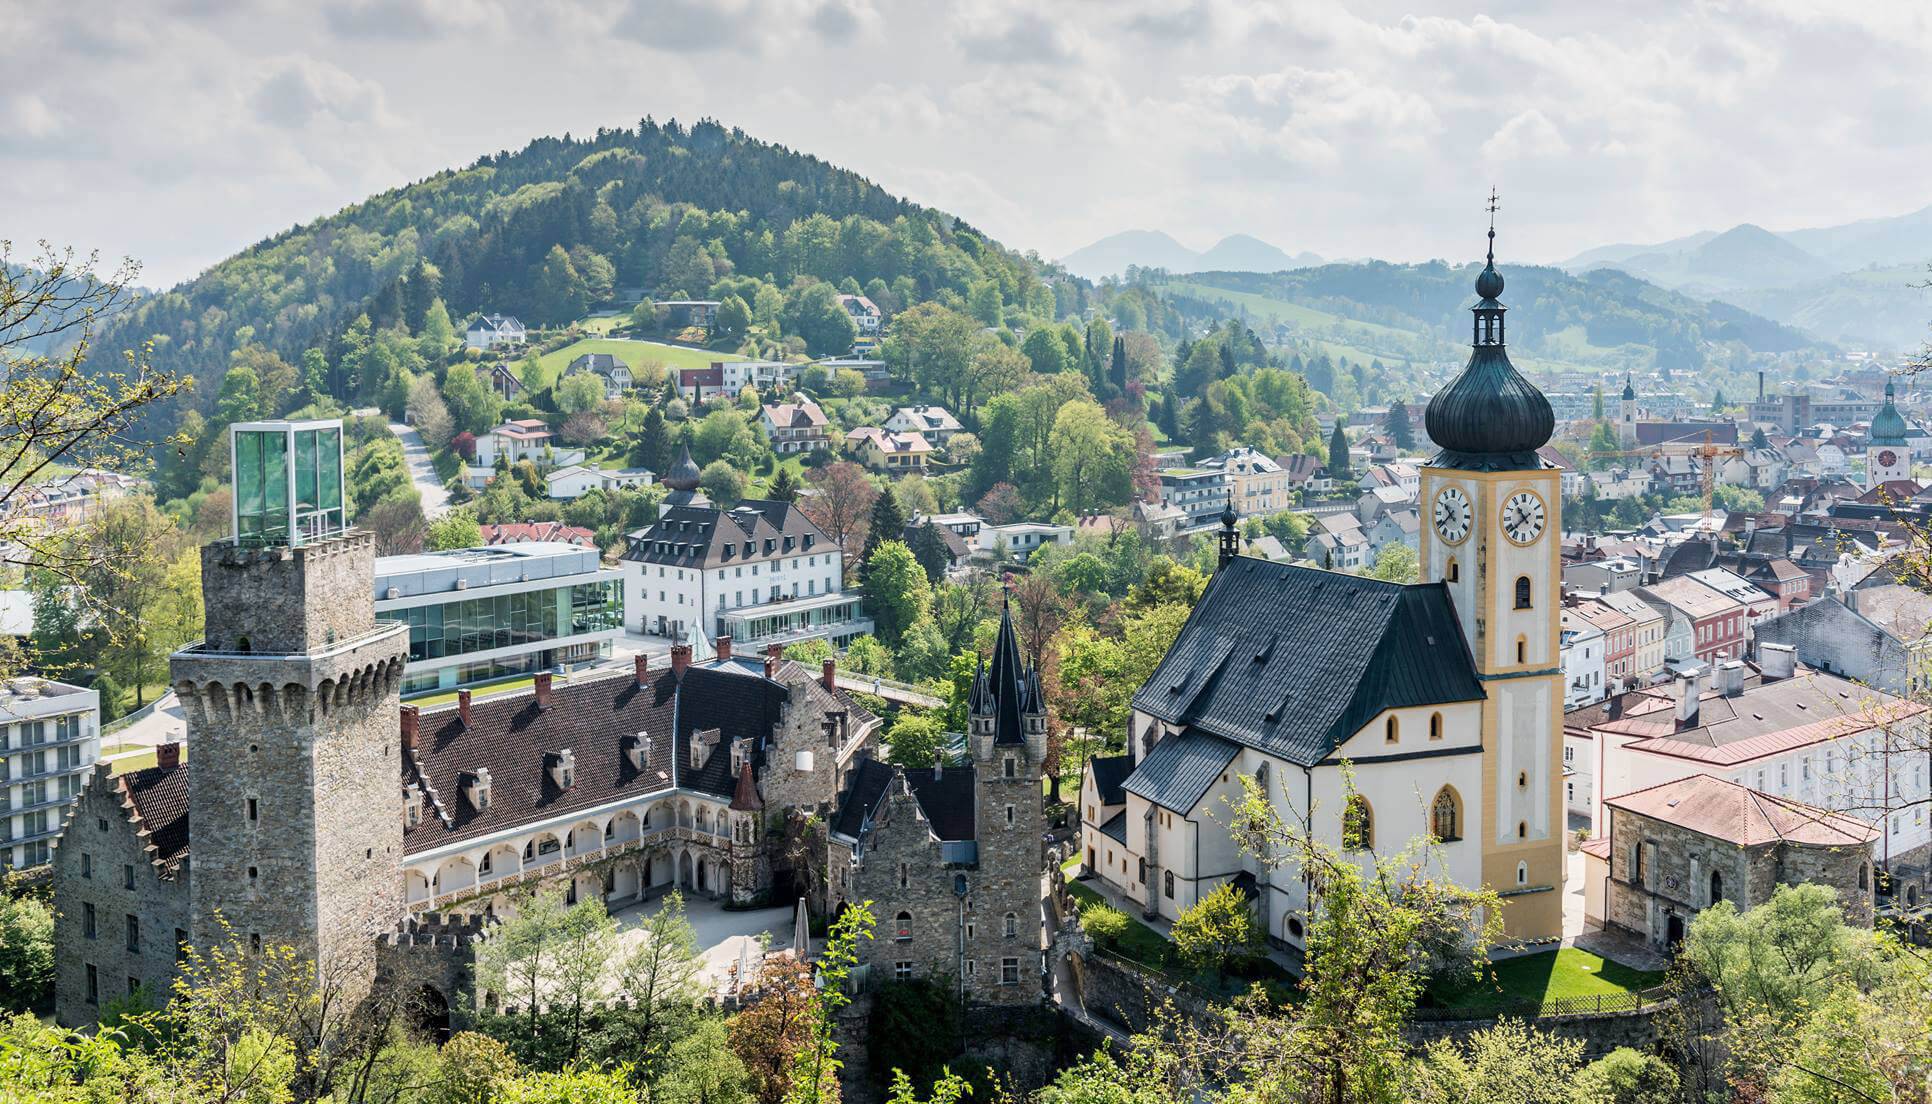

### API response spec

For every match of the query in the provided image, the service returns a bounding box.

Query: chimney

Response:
[671,642,692,677]
[156,742,182,769]
[1719,659,1745,698]
[534,672,553,710]
[933,761,944,781]
[715,635,733,662]
[634,652,650,687]
[1758,370,1765,401]
[457,688,473,729]
[822,658,837,691]
[401,705,420,750]
[1675,671,1701,727]
[1607,694,1623,721]
[764,654,780,680]
[1761,642,1797,682]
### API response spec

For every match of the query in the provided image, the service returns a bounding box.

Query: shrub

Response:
[1080,903,1130,952]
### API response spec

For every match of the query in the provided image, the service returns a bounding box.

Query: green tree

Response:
[1022,325,1072,376]
[714,294,753,342]
[653,1017,753,1104]
[860,484,906,572]
[1170,881,1263,976]
[634,404,673,473]
[1410,1019,1583,1104]
[783,282,858,356]
[556,371,605,415]
[1368,543,1418,583]
[863,541,930,646]
[442,362,503,434]
[884,712,947,768]
[1750,426,1769,450]
[0,893,54,1014]
[700,461,747,507]
[883,303,975,409]
[601,891,706,1079]
[1386,400,1414,450]
[1569,1047,1680,1104]
[1328,422,1351,479]
[908,521,950,584]
[476,887,619,1064]
[428,507,483,551]
[534,244,589,325]
[768,465,801,503]
[1049,399,1136,514]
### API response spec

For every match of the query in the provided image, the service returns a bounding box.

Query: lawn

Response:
[1434,948,1666,1012]
[536,337,746,381]
[1066,879,1178,970]
[108,744,187,775]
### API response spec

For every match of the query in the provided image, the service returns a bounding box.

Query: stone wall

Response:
[1606,805,1876,947]
[831,992,1098,1104]
[851,779,970,987]
[1075,950,1214,1035]
[53,766,192,1027]
[1404,1000,1678,1060]
[198,532,378,656]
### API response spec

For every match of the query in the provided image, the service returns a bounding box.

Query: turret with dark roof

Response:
[1870,379,1908,446]
[972,593,1045,747]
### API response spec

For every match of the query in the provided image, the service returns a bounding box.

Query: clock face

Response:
[1878,450,1899,468]
[1502,490,1547,546]
[1433,487,1472,544]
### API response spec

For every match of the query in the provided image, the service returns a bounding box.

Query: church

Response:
[1081,229,1567,944]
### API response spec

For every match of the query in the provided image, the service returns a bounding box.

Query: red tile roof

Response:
[1608,774,1878,847]
[119,764,190,874]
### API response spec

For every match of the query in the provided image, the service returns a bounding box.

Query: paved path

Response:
[102,691,185,757]
[609,894,794,994]
[388,422,450,519]
[833,674,945,710]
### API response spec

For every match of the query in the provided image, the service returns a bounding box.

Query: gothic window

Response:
[1446,558,1459,582]
[1633,842,1645,885]
[1164,870,1174,899]
[1516,820,1528,839]
[1709,869,1723,906]
[1430,787,1461,842]
[894,912,912,941]
[1516,862,1529,886]
[1385,716,1399,743]
[1514,576,1532,610]
[1429,712,1444,740]
[1137,857,1146,884]
[1343,795,1374,851]
[1003,912,1018,938]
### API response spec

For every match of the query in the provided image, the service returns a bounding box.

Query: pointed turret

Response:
[1423,214,1554,471]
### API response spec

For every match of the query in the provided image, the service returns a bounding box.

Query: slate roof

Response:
[1088,754,1132,806]
[121,763,190,873]
[971,598,1044,746]
[905,764,976,841]
[1122,731,1239,812]
[1128,558,1485,767]
[1609,774,1878,847]
[831,756,896,840]
[621,498,828,570]
[1098,810,1128,844]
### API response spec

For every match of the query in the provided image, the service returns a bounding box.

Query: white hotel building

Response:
[619,449,869,649]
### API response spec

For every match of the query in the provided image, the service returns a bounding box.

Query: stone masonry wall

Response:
[53,766,192,1027]
[198,533,377,657]
[851,779,968,986]
[757,674,845,819]
[969,738,1046,1004]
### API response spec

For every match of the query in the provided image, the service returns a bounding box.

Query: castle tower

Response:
[1418,210,1565,940]
[171,421,409,1001]
[1867,379,1909,490]
[965,594,1047,1001]
[1618,372,1638,449]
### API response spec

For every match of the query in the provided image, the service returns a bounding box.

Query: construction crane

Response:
[1693,430,1745,521]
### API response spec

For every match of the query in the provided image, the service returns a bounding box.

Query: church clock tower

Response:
[1867,379,1909,490]
[1417,207,1564,940]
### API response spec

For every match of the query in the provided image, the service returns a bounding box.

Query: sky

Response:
[6,0,1931,287]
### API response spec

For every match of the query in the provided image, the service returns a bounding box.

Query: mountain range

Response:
[1060,230,1322,280]
[1562,206,1932,349]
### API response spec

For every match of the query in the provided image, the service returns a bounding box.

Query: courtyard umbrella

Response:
[794,898,811,960]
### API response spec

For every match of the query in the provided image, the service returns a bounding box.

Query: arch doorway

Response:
[679,851,695,889]
[415,984,451,1045]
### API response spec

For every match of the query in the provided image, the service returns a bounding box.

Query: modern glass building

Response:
[229,421,345,546]
[374,543,624,696]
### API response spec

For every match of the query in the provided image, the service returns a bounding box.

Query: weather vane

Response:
[1486,187,1500,261]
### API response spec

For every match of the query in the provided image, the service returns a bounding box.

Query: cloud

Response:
[0,94,62,142]
[251,58,395,130]
[325,0,506,39]
[951,4,1085,65]
[1481,109,1572,161]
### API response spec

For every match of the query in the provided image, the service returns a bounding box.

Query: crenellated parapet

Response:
[173,650,407,728]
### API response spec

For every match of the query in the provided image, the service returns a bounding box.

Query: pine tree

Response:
[1329,421,1351,479]
[769,465,801,503]
[634,404,671,473]
[1750,426,1769,450]
[1110,334,1129,396]
[909,521,950,584]
[1386,401,1414,450]
[859,488,906,578]
[1591,385,1605,420]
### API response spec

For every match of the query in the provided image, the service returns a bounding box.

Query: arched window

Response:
[898,862,908,890]
[1343,795,1374,851]
[1446,558,1459,583]
[895,912,912,941]
[1516,862,1529,886]
[1429,712,1443,740]
[1003,912,1018,938]
[1285,915,1304,941]
[1516,637,1527,664]
[1634,843,1646,885]
[1163,870,1174,899]
[1858,863,1869,890]
[1385,716,1399,743]
[1514,576,1532,610]
[1516,820,1528,839]
[1709,869,1723,906]
[1430,787,1461,842]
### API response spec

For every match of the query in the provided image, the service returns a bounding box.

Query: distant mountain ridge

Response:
[1062,230,1321,280]
[1562,204,1932,348]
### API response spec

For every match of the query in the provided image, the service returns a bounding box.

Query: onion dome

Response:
[663,444,702,491]
[1871,379,1908,445]
[1621,373,1636,402]
[1423,221,1555,471]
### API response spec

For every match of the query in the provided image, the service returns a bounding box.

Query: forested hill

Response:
[96,117,1062,418]
[1163,260,1820,373]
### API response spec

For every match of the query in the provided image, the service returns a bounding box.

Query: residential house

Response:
[1571,596,1638,688]
[837,294,883,333]
[883,405,964,448]
[1302,512,1370,571]
[1200,447,1288,517]
[564,353,633,399]
[1536,446,1584,498]
[1565,556,1643,594]
[1597,589,1669,684]
[479,521,597,548]
[1639,576,1748,664]
[544,465,654,501]
[465,314,526,351]
[1754,585,1932,695]
[0,678,100,869]
[845,427,932,472]
[472,419,583,474]
[1685,567,1777,642]
[1157,467,1229,532]
[678,365,727,404]
[1561,608,1609,708]
[1364,507,1420,558]
[486,363,524,401]
[759,398,832,455]
[976,522,1073,563]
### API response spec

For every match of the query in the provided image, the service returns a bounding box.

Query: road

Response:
[388,422,450,519]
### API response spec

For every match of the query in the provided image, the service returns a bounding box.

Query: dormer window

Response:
[803,534,814,550]
[625,733,651,770]
[548,749,576,790]
[731,743,746,776]
[404,783,422,828]
[462,768,493,812]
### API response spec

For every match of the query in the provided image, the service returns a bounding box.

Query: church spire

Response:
[1422,192,1555,471]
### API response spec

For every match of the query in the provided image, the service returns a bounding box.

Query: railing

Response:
[103,696,165,736]
[404,823,730,913]
[1410,984,1675,1022]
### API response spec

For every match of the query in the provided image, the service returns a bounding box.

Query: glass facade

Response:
[398,581,622,664]
[233,423,344,545]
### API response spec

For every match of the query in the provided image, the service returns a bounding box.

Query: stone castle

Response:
[51,420,1047,1027]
